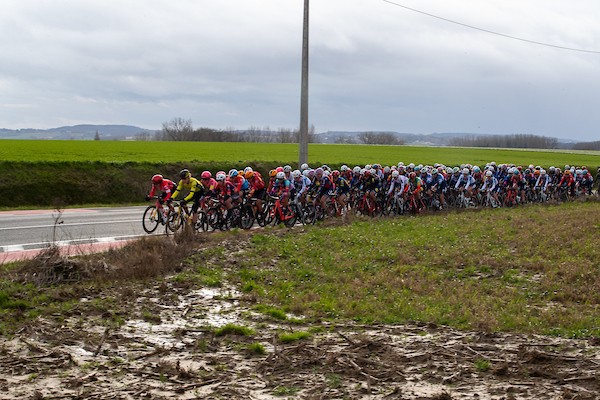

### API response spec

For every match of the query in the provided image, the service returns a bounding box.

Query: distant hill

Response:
[0,125,156,140]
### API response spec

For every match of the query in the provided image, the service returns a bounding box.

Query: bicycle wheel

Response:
[166,205,185,233]
[283,208,297,227]
[142,205,160,233]
[303,204,316,224]
[194,210,209,232]
[239,205,255,229]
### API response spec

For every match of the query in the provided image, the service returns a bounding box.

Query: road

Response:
[0,206,156,263]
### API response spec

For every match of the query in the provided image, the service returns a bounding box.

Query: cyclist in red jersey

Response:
[246,169,267,213]
[145,174,176,217]
[215,171,235,211]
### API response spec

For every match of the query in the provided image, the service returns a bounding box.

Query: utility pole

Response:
[298,0,309,166]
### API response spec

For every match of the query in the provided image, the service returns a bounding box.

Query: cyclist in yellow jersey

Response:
[172,169,203,225]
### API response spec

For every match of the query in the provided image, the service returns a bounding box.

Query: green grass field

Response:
[2,139,599,168]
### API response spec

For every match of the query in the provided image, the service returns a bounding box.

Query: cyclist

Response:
[454,168,476,200]
[558,169,575,197]
[229,169,249,207]
[332,169,350,215]
[246,168,267,214]
[407,172,424,210]
[430,168,446,209]
[215,171,235,212]
[313,167,335,212]
[292,169,311,206]
[362,168,381,210]
[172,169,204,226]
[271,171,292,208]
[388,169,409,200]
[534,169,551,200]
[480,170,499,207]
[145,174,177,222]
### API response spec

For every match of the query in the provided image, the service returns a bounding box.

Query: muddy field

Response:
[0,278,598,400]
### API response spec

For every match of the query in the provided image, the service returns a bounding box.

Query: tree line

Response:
[448,134,559,149]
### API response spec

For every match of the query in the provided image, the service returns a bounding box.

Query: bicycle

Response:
[142,197,170,234]
[265,195,297,227]
[383,190,406,216]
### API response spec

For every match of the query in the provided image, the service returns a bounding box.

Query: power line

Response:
[382,0,600,54]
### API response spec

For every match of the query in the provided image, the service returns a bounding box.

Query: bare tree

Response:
[358,131,404,145]
[160,117,194,141]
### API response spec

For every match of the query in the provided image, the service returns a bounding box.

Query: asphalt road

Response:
[0,206,155,258]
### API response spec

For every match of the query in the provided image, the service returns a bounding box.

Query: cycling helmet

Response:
[549,166,555,173]
[364,169,371,177]
[228,169,238,178]
[564,170,571,175]
[201,171,212,179]
[315,167,324,175]
[564,165,570,170]
[283,165,292,173]
[365,164,372,170]
[414,165,421,172]
[540,169,547,175]
[302,170,310,177]
[323,170,331,178]
[582,169,588,175]
[300,163,309,171]
[321,164,330,171]
[276,171,285,180]
[383,166,390,174]
[513,169,520,175]
[453,167,460,173]
[462,168,470,175]
[341,165,349,172]
[485,170,493,177]
[243,166,253,174]
[360,168,366,175]
[432,169,438,175]
[534,170,540,176]
[332,170,340,178]
[353,166,361,174]
[398,162,404,167]
[473,166,481,173]
[216,172,227,181]
[408,163,415,169]
[275,166,284,173]
[369,168,376,176]
[308,169,315,178]
[391,170,399,178]
[179,169,190,179]
[292,169,301,179]
[152,174,163,184]
[245,170,254,179]
[409,172,416,179]
[269,169,277,178]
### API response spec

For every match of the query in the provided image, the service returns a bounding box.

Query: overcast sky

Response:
[1,0,600,140]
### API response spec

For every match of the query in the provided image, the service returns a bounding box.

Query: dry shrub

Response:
[98,234,197,281]
[15,245,91,286]
[12,229,202,286]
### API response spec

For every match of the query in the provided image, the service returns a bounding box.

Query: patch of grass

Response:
[211,202,600,338]
[245,342,266,355]
[279,331,311,343]
[272,385,299,396]
[474,359,491,372]
[254,304,288,321]
[214,323,255,337]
